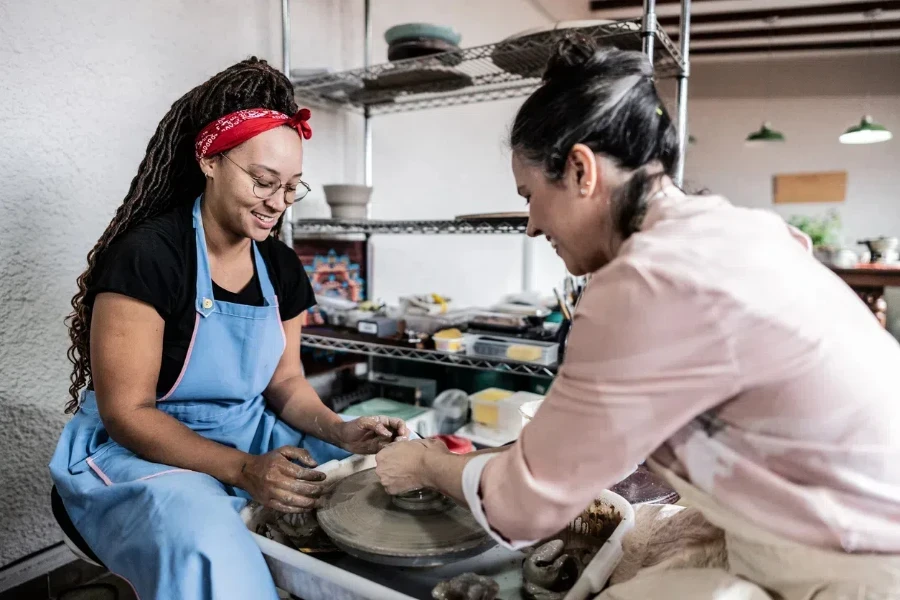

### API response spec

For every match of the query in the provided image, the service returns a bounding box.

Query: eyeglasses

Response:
[220,153,310,204]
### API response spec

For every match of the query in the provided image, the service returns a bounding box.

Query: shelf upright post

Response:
[642,0,657,64]
[280,0,294,247]
[361,0,376,381]
[674,0,691,187]
[363,0,373,191]
[362,0,374,303]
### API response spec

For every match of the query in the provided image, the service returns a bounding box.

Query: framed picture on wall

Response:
[294,239,368,326]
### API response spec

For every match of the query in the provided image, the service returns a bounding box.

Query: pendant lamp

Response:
[747,122,785,143]
[840,115,893,144]
[746,18,784,145]
[840,10,893,145]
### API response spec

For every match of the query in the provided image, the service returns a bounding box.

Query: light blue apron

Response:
[49,196,350,600]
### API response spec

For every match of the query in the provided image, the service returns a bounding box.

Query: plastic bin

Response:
[469,388,514,428]
[241,454,635,600]
[469,336,558,366]
[340,399,440,438]
[471,391,543,438]
[402,310,471,335]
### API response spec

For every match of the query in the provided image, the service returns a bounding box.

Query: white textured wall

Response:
[0,0,350,567]
[2,0,899,569]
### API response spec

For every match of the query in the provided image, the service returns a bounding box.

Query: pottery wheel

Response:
[316,468,496,567]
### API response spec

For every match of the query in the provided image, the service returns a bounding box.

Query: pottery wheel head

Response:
[391,488,454,514]
[316,468,495,566]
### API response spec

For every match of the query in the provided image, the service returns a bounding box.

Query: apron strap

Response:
[192,196,279,316]
[192,196,216,318]
[251,241,277,302]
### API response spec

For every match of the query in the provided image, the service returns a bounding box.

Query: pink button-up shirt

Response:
[465,192,900,553]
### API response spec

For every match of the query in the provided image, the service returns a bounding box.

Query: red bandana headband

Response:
[194,108,312,161]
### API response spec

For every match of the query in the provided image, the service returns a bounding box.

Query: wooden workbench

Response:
[831,266,900,328]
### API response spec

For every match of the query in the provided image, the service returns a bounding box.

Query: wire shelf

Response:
[293,20,683,115]
[293,218,528,236]
[301,333,557,378]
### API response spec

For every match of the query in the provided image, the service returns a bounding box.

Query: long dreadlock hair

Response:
[65,57,298,413]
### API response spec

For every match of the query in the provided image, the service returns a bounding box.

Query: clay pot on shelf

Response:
[323,185,372,220]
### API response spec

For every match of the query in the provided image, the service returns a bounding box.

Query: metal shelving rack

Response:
[303,333,556,378]
[281,0,692,378]
[289,20,683,115]
[293,217,528,236]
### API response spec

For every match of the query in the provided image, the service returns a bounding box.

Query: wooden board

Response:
[773,171,847,204]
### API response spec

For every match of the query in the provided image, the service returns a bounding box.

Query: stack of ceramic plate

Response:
[385,22,463,66]
[492,20,641,79]
[290,68,364,103]
[350,23,472,105]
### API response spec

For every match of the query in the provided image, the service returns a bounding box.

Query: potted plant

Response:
[787,210,842,263]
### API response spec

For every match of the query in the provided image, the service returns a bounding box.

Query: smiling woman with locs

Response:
[50,57,409,600]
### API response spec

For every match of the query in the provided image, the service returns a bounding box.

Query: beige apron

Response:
[597,457,900,600]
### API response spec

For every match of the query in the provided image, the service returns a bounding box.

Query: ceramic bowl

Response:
[519,398,543,423]
[323,185,372,220]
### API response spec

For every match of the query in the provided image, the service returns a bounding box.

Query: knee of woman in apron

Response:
[93,474,279,600]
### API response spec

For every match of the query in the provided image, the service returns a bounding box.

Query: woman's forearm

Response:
[103,406,250,487]
[421,450,476,505]
[423,447,508,501]
[264,374,344,445]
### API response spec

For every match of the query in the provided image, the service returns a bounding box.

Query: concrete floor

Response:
[0,558,303,600]
[0,559,136,600]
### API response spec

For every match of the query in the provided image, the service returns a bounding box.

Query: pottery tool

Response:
[553,288,572,321]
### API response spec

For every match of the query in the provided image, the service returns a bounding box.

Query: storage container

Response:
[519,397,543,424]
[469,311,530,332]
[432,328,465,353]
[471,391,543,438]
[402,310,471,335]
[368,373,438,406]
[399,294,453,316]
[357,316,400,338]
[468,388,514,428]
[341,399,439,438]
[470,336,558,366]
[431,389,469,434]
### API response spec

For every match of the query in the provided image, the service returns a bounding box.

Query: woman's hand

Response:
[239,446,327,513]
[375,438,449,495]
[336,416,410,455]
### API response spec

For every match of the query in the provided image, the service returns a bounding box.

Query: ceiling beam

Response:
[691,36,900,54]
[674,18,900,40]
[655,2,900,27]
[589,0,715,9]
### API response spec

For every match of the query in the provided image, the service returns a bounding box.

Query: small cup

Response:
[434,335,464,353]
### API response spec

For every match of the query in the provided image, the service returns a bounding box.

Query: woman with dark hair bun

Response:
[377,37,900,598]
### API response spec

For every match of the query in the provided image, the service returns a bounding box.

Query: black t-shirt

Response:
[86,202,315,396]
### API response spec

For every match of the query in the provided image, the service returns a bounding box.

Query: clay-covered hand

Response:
[375,438,449,495]
[432,572,499,600]
[522,539,582,593]
[336,416,410,455]
[239,446,326,513]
